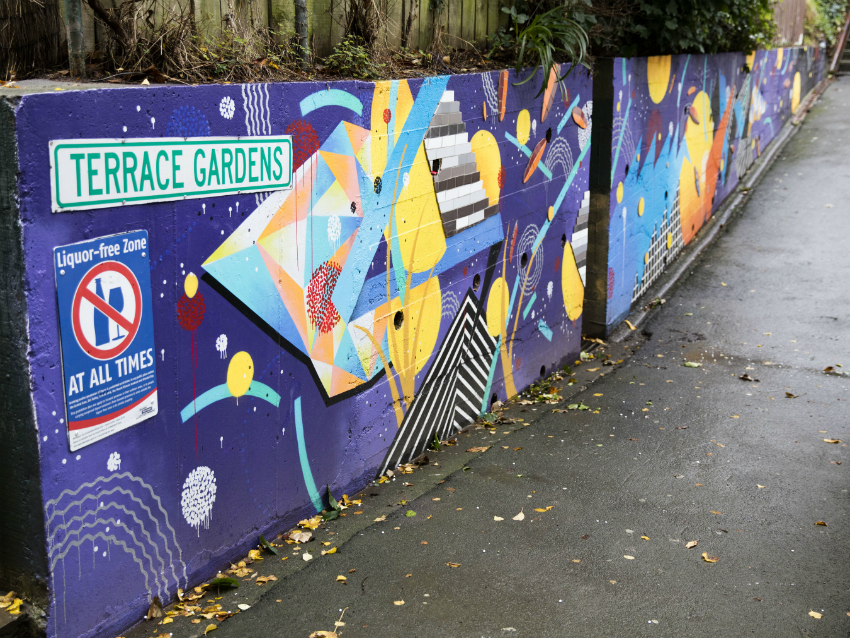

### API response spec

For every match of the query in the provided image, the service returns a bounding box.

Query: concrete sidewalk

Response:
[129,76,850,638]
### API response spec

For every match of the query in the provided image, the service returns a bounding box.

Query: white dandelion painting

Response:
[181,466,217,535]
[107,452,121,472]
[216,334,228,358]
[219,96,236,120]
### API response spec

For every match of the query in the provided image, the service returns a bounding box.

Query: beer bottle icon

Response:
[109,286,125,341]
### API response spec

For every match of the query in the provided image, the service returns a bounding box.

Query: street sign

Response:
[49,136,293,212]
[54,230,158,451]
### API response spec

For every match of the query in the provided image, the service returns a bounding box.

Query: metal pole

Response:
[64,0,86,78]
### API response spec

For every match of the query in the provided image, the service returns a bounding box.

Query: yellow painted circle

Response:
[616,182,624,204]
[647,56,672,104]
[547,206,554,222]
[184,272,199,298]
[486,277,509,337]
[471,130,503,206]
[227,351,254,399]
[388,277,441,377]
[517,109,531,146]
[638,198,645,216]
[561,244,584,321]
[791,71,801,112]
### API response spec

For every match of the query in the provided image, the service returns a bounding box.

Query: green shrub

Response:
[324,35,383,79]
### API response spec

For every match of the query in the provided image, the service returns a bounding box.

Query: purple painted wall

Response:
[603,46,825,329]
[11,67,591,638]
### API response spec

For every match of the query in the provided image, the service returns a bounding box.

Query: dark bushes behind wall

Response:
[0,0,63,79]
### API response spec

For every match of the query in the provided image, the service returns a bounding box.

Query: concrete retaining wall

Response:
[1,67,592,638]
[585,46,826,335]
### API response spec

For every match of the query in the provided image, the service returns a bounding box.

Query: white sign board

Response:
[50,136,292,212]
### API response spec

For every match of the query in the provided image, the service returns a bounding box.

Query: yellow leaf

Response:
[757,484,766,489]
[625,319,637,330]
[374,515,387,522]
[701,552,719,563]
[587,367,600,372]
[624,555,635,560]
[824,439,842,444]
[248,549,263,561]
[572,559,581,563]
[256,575,277,585]
[710,511,722,515]
[446,562,461,568]
[808,610,822,619]
[393,600,405,606]
[815,521,828,526]
[685,540,698,549]
[593,393,603,397]
[493,516,504,521]
[6,599,22,614]
[336,575,347,583]
[533,506,554,512]
[731,415,739,419]
[512,509,525,521]
[321,547,337,555]
[640,535,650,541]
[466,446,490,453]
[204,624,218,634]
[160,618,174,625]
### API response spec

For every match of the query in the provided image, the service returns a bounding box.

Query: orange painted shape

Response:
[523,138,547,183]
[572,107,587,129]
[541,64,560,122]
[498,70,509,122]
[257,245,309,349]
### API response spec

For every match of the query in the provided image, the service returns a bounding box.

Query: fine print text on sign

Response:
[50,136,292,212]
[54,230,158,451]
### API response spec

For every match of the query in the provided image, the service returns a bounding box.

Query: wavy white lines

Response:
[441,290,461,319]
[545,136,574,178]
[241,83,271,136]
[47,483,182,587]
[50,532,150,594]
[45,471,187,635]
[482,73,498,119]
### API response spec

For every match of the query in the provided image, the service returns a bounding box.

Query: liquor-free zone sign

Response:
[54,230,158,451]
[50,136,292,211]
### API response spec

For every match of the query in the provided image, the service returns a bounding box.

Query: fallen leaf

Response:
[731,415,740,419]
[146,597,164,620]
[374,515,387,522]
[405,510,417,517]
[533,506,554,512]
[204,624,217,634]
[466,446,490,453]
[302,553,313,562]
[247,549,263,561]
[640,535,650,541]
[624,555,635,560]
[494,516,504,521]
[757,484,766,489]
[685,540,698,549]
[785,392,798,399]
[625,319,637,331]
[586,367,600,372]
[394,600,405,605]
[824,439,842,444]
[289,531,312,543]
[594,393,603,397]
[336,575,347,583]
[572,559,581,563]
[159,618,174,625]
[512,509,525,521]
[710,511,722,515]
[310,633,338,638]
[701,552,719,563]
[684,362,701,368]
[321,547,338,556]
[815,521,827,526]
[513,447,523,451]
[808,610,822,619]
[831,461,842,465]
[739,374,759,382]
[446,562,461,568]
[609,580,617,584]
[432,498,440,502]
[209,577,239,588]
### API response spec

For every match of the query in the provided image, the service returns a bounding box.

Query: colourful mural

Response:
[14,66,591,638]
[603,46,825,328]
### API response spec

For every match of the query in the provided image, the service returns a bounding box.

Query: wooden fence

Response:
[64,0,510,58]
[773,0,806,45]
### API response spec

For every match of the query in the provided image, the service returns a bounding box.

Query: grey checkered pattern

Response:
[424,91,499,238]
[632,192,684,302]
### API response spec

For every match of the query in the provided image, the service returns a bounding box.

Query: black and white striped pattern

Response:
[379,291,497,475]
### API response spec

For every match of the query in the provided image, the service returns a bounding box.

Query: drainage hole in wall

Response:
[561,234,567,248]
[473,273,481,292]
[394,310,404,330]
[491,394,499,408]
[540,365,546,378]
[521,253,528,269]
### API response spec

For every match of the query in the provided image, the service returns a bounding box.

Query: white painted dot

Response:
[94,546,98,552]
[102,551,107,557]
[181,263,184,268]
[43,435,47,441]
[52,411,56,416]
[59,419,64,424]
[160,293,164,298]
[62,459,67,464]
[123,126,127,133]
[221,230,224,235]
[55,429,58,433]
[76,455,81,460]
[105,527,110,532]
[136,105,141,112]
[163,280,167,285]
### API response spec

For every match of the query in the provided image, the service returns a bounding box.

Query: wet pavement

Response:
[130,76,850,638]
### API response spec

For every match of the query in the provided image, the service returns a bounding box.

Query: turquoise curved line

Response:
[300,90,363,117]
[294,397,322,512]
[179,382,281,423]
